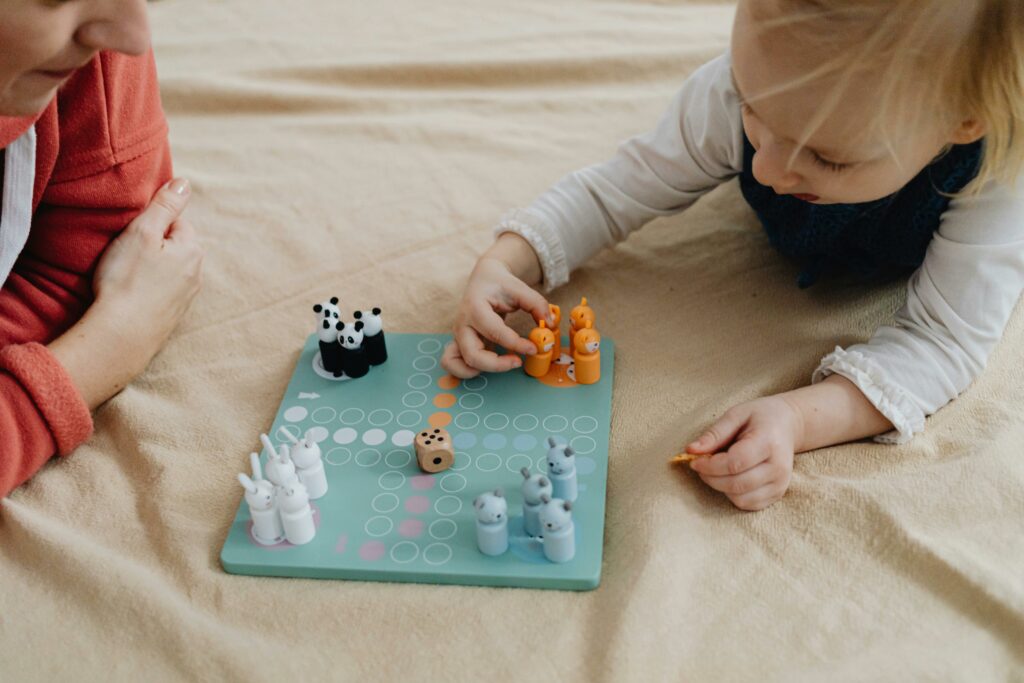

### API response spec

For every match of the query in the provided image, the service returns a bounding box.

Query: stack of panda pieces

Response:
[312,297,388,379]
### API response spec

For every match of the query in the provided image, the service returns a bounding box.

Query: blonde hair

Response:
[747,0,1024,195]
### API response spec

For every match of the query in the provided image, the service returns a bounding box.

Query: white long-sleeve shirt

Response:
[497,53,1024,443]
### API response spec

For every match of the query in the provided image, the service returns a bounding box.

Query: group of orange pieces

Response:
[524,297,601,385]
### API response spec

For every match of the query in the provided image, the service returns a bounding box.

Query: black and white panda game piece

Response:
[316,318,345,377]
[353,307,387,366]
[312,297,341,324]
[338,320,370,379]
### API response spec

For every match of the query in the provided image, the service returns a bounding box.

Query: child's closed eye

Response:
[810,151,850,173]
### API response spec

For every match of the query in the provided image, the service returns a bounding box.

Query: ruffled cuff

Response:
[494,208,570,292]
[811,346,925,444]
[0,342,93,455]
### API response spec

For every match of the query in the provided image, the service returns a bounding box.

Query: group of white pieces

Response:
[237,431,328,546]
[474,437,579,563]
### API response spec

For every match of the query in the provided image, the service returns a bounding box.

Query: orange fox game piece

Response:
[547,304,563,361]
[525,320,556,378]
[572,321,601,385]
[569,297,595,355]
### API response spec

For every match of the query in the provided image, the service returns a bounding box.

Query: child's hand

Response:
[442,233,551,379]
[685,395,802,511]
[91,177,204,366]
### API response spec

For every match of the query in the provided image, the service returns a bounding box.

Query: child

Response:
[442,1,1024,510]
[0,1,203,498]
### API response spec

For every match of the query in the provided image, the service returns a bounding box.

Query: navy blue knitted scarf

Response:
[738,135,983,287]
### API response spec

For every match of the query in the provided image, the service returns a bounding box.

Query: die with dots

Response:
[415,427,454,473]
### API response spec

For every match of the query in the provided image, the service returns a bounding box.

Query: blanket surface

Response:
[2,1,1022,680]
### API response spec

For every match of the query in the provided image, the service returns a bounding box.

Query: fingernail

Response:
[512,358,522,368]
[170,178,190,196]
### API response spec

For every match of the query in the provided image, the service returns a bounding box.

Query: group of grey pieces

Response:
[314,297,388,379]
[237,431,328,546]
[474,437,578,563]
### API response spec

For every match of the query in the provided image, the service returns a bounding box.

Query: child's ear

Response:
[950,119,985,145]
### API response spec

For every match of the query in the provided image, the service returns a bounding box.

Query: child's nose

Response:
[751,141,802,192]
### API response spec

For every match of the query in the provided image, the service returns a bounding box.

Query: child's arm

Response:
[444,54,744,376]
[688,180,1024,510]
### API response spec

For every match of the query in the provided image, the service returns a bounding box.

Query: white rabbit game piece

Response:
[279,481,316,545]
[282,429,328,500]
[238,451,284,545]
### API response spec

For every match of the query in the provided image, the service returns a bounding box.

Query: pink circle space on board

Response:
[406,495,431,514]
[335,534,348,554]
[411,475,435,490]
[398,519,425,538]
[359,541,386,561]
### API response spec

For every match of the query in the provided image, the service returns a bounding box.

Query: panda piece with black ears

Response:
[353,307,387,366]
[312,297,341,324]
[338,320,370,378]
[317,319,345,377]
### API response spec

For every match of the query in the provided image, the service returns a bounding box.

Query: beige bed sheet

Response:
[2,1,1022,680]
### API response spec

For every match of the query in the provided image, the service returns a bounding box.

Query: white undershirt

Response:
[497,53,1024,443]
[0,125,37,290]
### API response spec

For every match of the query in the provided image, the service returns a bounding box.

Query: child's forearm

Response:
[484,233,543,286]
[780,375,894,452]
[48,301,152,410]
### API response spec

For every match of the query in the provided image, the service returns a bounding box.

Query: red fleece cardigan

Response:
[0,50,171,498]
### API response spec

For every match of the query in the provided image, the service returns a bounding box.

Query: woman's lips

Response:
[792,193,820,202]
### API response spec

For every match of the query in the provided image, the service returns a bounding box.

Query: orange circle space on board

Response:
[433,393,457,409]
[428,412,453,428]
[437,375,460,390]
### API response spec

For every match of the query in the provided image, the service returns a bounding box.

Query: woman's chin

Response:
[0,80,59,117]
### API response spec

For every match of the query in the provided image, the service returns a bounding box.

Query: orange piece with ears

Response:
[569,297,595,355]
[536,304,562,362]
[572,320,601,385]
[525,319,556,378]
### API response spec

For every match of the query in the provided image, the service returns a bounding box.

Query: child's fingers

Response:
[698,461,777,496]
[473,304,536,357]
[132,178,191,240]
[440,341,480,379]
[507,278,552,325]
[729,482,786,512]
[690,439,767,477]
[687,406,749,454]
[456,325,522,373]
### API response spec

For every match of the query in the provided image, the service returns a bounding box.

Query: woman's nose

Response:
[75,0,151,56]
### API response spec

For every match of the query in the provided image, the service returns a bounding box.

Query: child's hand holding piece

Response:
[442,233,553,379]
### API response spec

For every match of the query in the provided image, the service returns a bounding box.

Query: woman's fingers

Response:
[131,178,191,241]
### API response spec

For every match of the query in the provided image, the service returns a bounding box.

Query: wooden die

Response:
[415,427,455,473]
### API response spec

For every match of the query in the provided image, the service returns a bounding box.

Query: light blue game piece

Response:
[539,494,575,563]
[519,466,552,538]
[474,489,509,556]
[546,437,578,502]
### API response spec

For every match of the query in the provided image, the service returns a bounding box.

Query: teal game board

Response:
[220,333,614,590]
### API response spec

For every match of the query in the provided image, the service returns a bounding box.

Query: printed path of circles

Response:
[417,338,443,354]
[482,433,507,450]
[391,430,415,447]
[333,428,357,445]
[324,447,352,466]
[569,435,597,455]
[513,434,538,452]
[413,356,438,372]
[396,410,422,428]
[434,495,463,516]
[458,393,484,410]
[451,453,471,471]
[379,471,406,491]
[385,450,412,468]
[276,425,300,444]
[372,493,400,514]
[311,407,336,424]
[454,412,480,430]
[572,415,599,434]
[356,448,382,468]
[542,414,569,433]
[483,413,510,431]
[390,541,420,564]
[402,392,428,408]
[475,453,502,473]
[453,433,477,449]
[505,453,535,474]
[306,426,329,443]
[429,518,458,540]
[512,414,539,432]
[463,375,488,391]
[423,543,453,566]
[362,429,387,446]
[284,406,307,423]
[439,473,467,493]
[368,409,394,427]
[407,373,432,390]
[365,516,393,538]
[339,407,365,425]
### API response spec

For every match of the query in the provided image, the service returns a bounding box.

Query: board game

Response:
[220,331,614,590]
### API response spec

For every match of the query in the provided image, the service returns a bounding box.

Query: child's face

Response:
[732,1,963,205]
[0,0,150,117]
